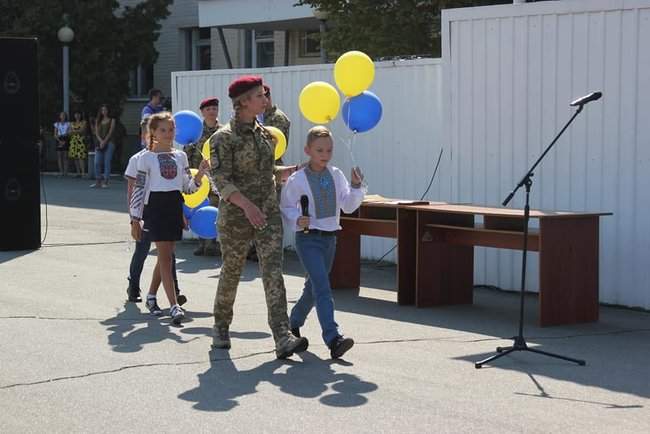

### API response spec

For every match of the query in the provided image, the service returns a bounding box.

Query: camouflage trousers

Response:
[213,211,290,342]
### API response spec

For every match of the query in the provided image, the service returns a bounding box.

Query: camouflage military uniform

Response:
[262,105,290,165]
[210,118,290,343]
[185,121,220,254]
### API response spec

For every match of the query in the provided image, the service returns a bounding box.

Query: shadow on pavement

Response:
[0,249,37,264]
[100,302,213,353]
[178,349,378,411]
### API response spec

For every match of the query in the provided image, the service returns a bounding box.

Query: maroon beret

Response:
[228,75,263,99]
[199,97,219,110]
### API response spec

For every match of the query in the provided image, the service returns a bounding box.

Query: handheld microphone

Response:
[300,195,309,234]
[569,91,602,107]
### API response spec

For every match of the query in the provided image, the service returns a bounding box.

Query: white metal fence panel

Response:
[172,59,446,261]
[443,0,650,308]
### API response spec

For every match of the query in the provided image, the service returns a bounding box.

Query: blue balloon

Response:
[174,110,203,145]
[189,206,218,239]
[183,198,209,220]
[341,91,383,133]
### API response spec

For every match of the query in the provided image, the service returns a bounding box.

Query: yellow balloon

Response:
[299,81,341,124]
[183,168,210,208]
[334,51,375,97]
[265,126,287,160]
[201,138,211,161]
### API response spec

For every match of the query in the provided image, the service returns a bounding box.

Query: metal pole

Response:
[319,20,327,63]
[62,44,69,114]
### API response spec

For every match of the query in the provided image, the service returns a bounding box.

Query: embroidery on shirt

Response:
[157,153,177,180]
[305,167,336,219]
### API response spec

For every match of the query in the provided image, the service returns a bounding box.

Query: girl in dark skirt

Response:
[129,112,210,324]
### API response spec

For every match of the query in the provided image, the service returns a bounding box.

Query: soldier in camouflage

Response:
[184,97,221,256]
[260,84,291,165]
[209,75,308,359]
[245,84,293,262]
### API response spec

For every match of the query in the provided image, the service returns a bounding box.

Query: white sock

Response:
[147,294,156,300]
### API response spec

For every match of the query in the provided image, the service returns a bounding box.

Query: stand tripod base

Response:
[475,335,586,369]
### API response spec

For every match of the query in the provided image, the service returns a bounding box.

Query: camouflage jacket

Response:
[210,118,279,218]
[262,105,290,144]
[184,121,220,169]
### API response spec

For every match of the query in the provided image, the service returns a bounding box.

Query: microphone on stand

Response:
[300,195,309,234]
[569,91,602,107]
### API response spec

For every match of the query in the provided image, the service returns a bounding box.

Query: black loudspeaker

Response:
[0,37,41,250]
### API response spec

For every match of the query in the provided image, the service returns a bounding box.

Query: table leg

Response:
[397,208,416,304]
[539,217,599,326]
[416,211,474,307]
[330,225,360,289]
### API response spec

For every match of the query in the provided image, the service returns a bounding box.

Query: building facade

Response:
[120,0,325,142]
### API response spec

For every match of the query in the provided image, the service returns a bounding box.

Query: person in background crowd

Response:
[141,88,164,120]
[185,96,221,256]
[53,111,70,177]
[68,110,88,178]
[92,104,115,188]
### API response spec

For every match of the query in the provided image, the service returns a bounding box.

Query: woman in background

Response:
[92,104,115,188]
[69,110,88,178]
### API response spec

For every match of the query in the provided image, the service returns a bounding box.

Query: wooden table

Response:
[330,199,611,326]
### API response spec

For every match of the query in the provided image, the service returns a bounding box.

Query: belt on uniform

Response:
[298,229,338,236]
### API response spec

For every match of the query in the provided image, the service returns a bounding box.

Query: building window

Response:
[186,27,212,70]
[254,30,274,68]
[128,64,154,98]
[299,30,321,58]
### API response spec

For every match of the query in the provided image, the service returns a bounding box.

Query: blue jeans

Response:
[94,141,115,182]
[289,232,340,345]
[128,228,179,291]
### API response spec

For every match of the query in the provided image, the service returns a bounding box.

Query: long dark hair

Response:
[96,104,111,122]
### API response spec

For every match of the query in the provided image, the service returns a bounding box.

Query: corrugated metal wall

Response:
[172,59,446,262]
[442,0,650,308]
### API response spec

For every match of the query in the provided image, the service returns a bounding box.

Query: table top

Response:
[359,195,612,219]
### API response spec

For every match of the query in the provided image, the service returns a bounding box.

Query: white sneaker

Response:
[170,305,185,325]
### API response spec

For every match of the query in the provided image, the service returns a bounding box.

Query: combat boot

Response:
[275,333,309,359]
[204,240,221,256]
[212,326,231,349]
[193,239,206,256]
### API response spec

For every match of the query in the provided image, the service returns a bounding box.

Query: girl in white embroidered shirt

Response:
[280,125,366,359]
[129,112,210,324]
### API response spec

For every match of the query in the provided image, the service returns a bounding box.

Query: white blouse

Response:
[280,166,366,233]
[129,149,200,220]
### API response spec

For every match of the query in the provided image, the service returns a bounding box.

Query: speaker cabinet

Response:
[0,37,41,250]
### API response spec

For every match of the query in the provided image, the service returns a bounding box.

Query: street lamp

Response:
[312,8,328,64]
[57,21,74,115]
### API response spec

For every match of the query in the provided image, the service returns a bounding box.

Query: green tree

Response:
[0,0,171,126]
[296,0,511,58]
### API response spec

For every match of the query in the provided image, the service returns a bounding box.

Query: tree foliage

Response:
[296,0,511,59]
[0,0,171,126]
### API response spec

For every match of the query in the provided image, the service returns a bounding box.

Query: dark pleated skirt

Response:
[143,191,184,241]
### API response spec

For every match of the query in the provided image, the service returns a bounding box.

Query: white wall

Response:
[442,0,650,309]
[172,59,445,262]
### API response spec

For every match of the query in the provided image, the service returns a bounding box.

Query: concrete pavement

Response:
[1,175,649,433]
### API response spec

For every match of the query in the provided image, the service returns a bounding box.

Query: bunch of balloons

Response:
[298,50,382,133]
[180,167,218,239]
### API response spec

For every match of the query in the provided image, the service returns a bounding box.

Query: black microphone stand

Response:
[475,103,591,369]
